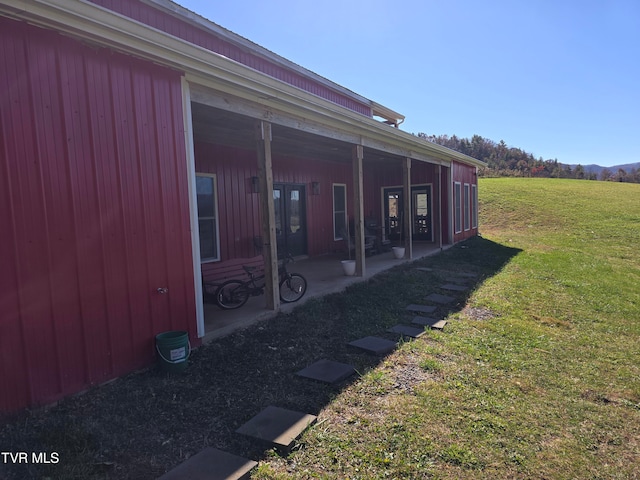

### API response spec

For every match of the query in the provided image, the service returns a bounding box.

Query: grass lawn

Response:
[1,178,638,479]
[253,178,640,479]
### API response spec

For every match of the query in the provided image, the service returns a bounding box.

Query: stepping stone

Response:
[348,336,397,355]
[445,277,472,285]
[406,304,437,314]
[456,272,479,278]
[236,406,317,453]
[411,316,447,330]
[387,324,425,338]
[157,447,257,480]
[411,315,440,326]
[425,293,456,304]
[296,359,355,384]
[441,283,468,292]
[428,320,448,330]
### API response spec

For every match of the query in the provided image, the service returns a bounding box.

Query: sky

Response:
[177,0,639,167]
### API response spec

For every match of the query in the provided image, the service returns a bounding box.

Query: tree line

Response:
[418,133,640,183]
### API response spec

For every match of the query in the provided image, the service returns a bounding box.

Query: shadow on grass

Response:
[0,236,521,480]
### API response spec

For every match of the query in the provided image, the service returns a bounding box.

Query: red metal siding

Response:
[89,0,372,116]
[195,142,353,281]
[452,160,478,243]
[195,143,453,282]
[0,18,196,412]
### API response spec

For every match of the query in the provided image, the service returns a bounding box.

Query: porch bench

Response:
[201,255,264,304]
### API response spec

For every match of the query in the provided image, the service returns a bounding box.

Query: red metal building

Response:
[0,0,483,412]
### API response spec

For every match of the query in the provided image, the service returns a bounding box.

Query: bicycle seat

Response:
[243,265,257,274]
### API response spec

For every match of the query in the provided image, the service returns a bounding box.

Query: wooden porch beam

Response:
[255,121,279,310]
[402,157,413,259]
[352,145,365,276]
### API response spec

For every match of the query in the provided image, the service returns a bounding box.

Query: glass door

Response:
[412,187,432,241]
[383,188,403,241]
[273,184,307,257]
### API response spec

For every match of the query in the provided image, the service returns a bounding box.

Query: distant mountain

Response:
[570,162,640,175]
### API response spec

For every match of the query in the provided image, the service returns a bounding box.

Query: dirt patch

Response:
[462,306,499,321]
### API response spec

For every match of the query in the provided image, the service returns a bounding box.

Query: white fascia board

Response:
[0,0,483,168]
[371,101,405,126]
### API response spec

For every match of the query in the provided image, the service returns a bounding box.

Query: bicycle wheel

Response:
[279,273,307,303]
[216,280,249,309]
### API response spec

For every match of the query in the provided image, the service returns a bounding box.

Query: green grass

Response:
[254,178,640,479]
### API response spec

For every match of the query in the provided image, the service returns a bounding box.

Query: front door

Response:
[383,188,403,241]
[383,186,432,242]
[412,187,432,241]
[273,184,307,257]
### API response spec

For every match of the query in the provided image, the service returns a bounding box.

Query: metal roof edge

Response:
[142,0,377,111]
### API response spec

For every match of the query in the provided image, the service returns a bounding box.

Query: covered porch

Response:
[202,243,447,341]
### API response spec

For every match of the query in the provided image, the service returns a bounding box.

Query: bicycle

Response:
[215,254,307,309]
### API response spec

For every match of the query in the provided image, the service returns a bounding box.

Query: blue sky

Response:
[178,0,639,167]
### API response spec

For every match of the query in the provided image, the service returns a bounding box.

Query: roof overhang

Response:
[0,0,485,168]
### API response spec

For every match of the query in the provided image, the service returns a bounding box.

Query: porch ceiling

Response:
[191,102,405,165]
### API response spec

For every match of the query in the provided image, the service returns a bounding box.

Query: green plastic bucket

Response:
[155,330,190,373]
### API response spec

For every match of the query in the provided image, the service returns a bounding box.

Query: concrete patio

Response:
[202,242,449,342]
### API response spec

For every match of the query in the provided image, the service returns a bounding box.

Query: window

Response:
[472,184,478,229]
[196,174,219,262]
[333,184,347,240]
[454,182,462,234]
[464,183,470,231]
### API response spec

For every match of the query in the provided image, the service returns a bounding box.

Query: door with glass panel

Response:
[412,187,432,241]
[384,186,432,242]
[273,184,307,257]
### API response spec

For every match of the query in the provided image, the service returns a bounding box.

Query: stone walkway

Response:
[158,269,476,479]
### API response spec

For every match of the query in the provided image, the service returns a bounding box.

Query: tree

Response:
[600,168,612,181]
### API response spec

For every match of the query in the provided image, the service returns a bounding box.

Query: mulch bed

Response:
[1,238,503,479]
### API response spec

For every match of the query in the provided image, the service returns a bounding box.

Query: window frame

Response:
[471,184,478,229]
[333,183,347,241]
[196,173,220,263]
[464,183,470,231]
[454,181,462,234]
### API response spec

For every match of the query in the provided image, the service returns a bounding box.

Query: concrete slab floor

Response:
[203,243,447,342]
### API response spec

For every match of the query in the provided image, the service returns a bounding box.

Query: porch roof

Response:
[0,0,484,168]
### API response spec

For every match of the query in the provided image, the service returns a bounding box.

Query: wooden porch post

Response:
[437,164,443,250]
[352,145,365,276]
[402,157,412,259]
[255,121,279,310]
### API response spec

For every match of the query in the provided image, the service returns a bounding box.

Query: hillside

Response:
[419,133,640,182]
[569,162,640,176]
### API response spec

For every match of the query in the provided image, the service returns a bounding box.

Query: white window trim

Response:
[196,173,221,262]
[472,184,478,229]
[454,181,462,234]
[333,183,347,241]
[464,183,470,231]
